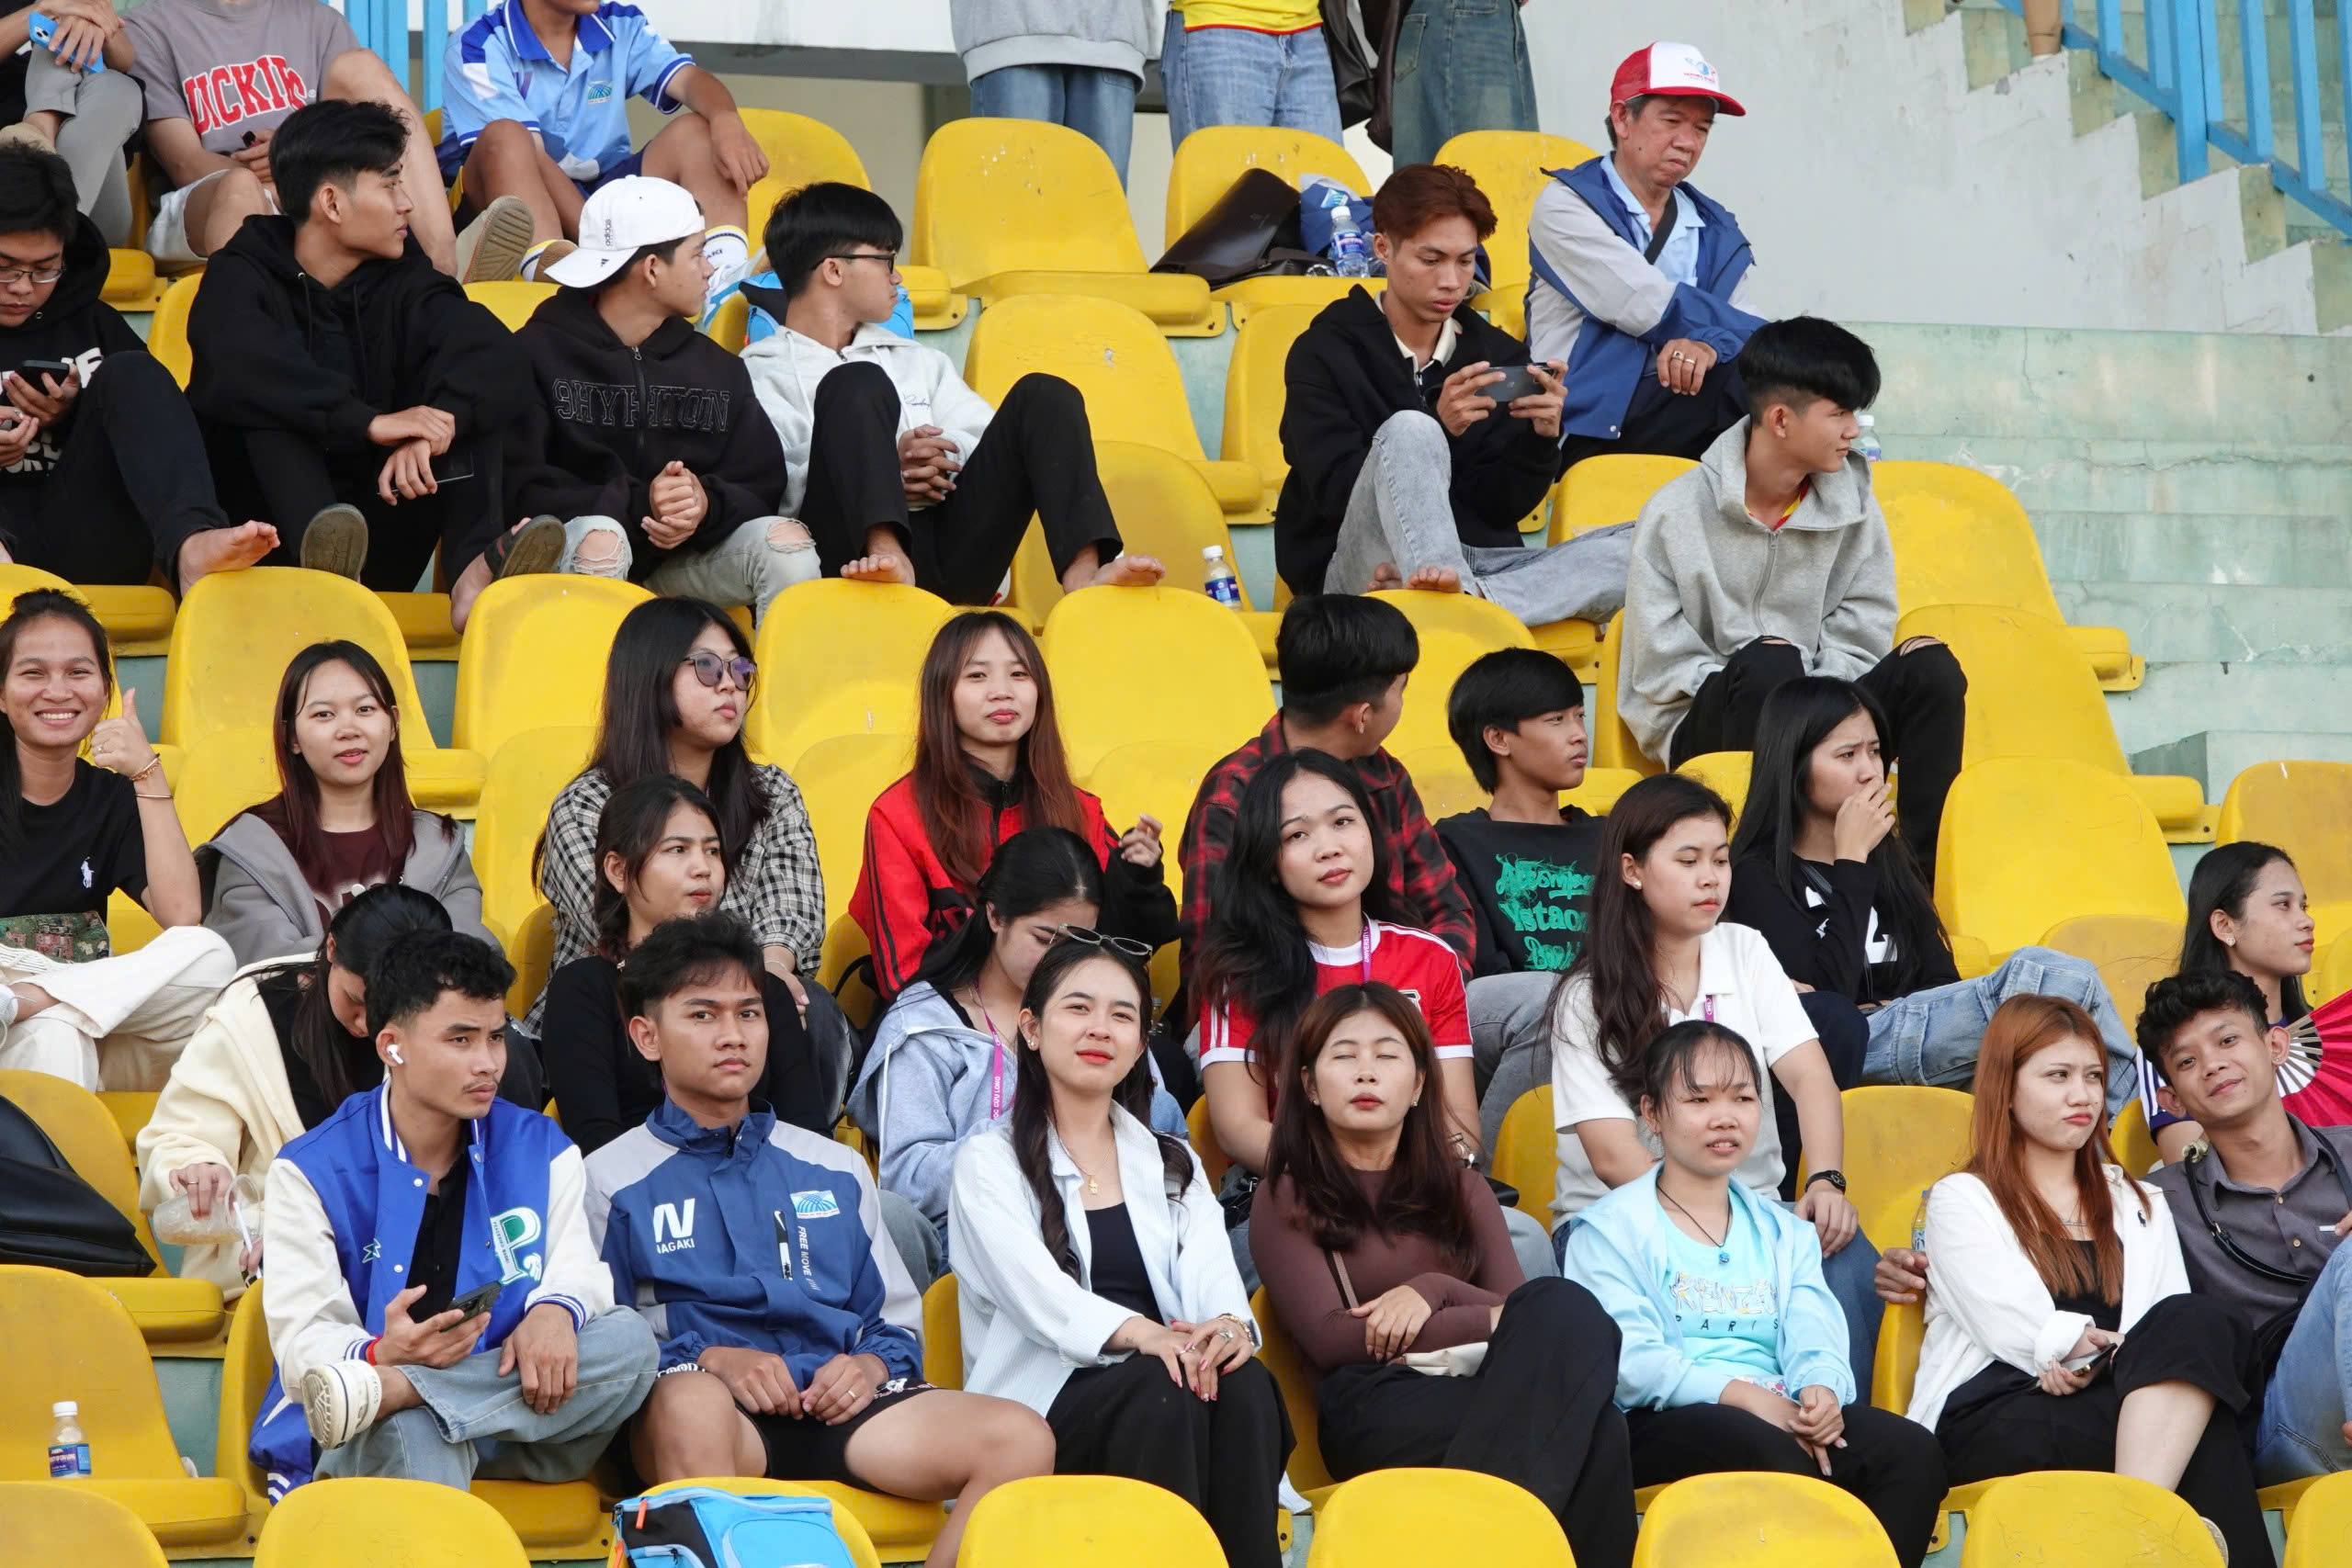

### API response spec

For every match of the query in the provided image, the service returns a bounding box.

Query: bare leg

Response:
[21,111,58,142]
[188,167,271,259]
[175,521,280,595]
[2113,1380,2219,1492]
[460,119,583,245]
[629,1370,766,1481]
[639,113,749,232]
[1058,543,1165,592]
[839,1392,1056,1568]
[323,49,458,274]
[375,1366,423,1417]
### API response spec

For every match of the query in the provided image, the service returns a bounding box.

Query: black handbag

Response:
[0,1094,153,1277]
[1152,167,1320,286]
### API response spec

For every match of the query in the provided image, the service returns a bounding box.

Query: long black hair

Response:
[590,774,723,960]
[1264,983,1478,1271]
[0,589,110,856]
[1731,675,1951,998]
[277,884,451,1107]
[910,826,1102,998]
[1562,773,1733,1100]
[2180,840,2311,1023]
[1009,939,1193,1282]
[1192,750,1400,1092]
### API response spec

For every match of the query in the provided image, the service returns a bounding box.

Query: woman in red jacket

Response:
[851,611,1177,1000]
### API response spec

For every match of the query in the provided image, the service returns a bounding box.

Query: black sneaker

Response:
[299,504,368,580]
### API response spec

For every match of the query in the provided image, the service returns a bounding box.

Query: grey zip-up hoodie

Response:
[198,809,492,966]
[951,0,1159,82]
[1619,418,1897,761]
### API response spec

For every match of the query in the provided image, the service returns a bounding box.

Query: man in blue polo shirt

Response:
[436,0,769,316]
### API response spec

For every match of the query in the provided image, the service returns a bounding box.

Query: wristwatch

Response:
[1805,1168,1848,1193]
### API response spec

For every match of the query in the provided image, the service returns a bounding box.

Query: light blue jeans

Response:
[558,513,821,626]
[2257,1241,2352,1483]
[1859,946,2136,1114]
[970,63,1141,185]
[1163,15,1345,152]
[1386,0,1540,167]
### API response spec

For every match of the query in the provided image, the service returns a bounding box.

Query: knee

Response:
[1374,408,1447,459]
[975,1396,1057,1476]
[153,923,237,986]
[215,166,269,211]
[1510,1274,1620,1349]
[88,347,172,400]
[469,118,540,165]
[1894,637,1966,698]
[561,516,630,578]
[1004,372,1084,418]
[1731,637,1806,675]
[764,517,816,555]
[323,46,405,103]
[812,359,900,416]
[1216,1358,1283,1422]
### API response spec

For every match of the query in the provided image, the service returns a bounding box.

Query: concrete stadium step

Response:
[2034,510,2352,584]
[1873,434,2352,519]
[2132,728,2352,799]
[2052,579,2352,663]
[2102,660,2352,755]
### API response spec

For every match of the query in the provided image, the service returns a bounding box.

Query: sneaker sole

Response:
[459,197,538,285]
[300,505,368,580]
[493,514,566,579]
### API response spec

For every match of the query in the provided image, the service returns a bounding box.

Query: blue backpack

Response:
[613,1487,862,1568]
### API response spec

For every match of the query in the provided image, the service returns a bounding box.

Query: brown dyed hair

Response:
[913,611,1088,892]
[1371,163,1498,243]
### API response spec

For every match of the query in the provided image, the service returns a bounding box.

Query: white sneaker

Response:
[300,1359,383,1450]
[456,195,537,284]
[2200,1517,2230,1565]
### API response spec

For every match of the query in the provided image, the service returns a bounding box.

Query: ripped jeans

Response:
[560,513,821,624]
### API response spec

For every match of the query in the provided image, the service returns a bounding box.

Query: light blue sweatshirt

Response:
[1563,1168,1855,1411]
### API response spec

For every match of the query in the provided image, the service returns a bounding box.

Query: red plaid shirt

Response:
[1177,715,1476,1000]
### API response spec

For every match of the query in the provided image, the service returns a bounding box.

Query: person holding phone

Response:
[1273,162,1631,626]
[1906,994,2268,1565]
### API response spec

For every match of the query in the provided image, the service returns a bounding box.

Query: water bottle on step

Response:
[50,1401,90,1478]
[1203,546,1241,608]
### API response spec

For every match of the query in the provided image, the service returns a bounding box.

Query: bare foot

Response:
[842,551,917,585]
[1082,552,1164,589]
[1402,565,1464,593]
[1367,561,1404,592]
[175,521,279,595]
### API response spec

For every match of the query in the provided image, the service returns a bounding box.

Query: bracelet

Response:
[128,754,162,784]
[362,1337,380,1365]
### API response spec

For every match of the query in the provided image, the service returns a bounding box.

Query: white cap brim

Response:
[541,245,638,288]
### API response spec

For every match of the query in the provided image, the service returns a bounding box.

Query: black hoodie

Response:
[1273,285,1563,597]
[504,287,786,570]
[186,214,531,459]
[0,212,145,487]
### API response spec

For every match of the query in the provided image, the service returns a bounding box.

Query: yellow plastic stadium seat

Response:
[2279,1472,2351,1565]
[1592,614,1662,777]
[0,560,176,652]
[382,592,461,660]
[1872,461,2141,692]
[1896,603,2208,841]
[1435,130,1599,302]
[1633,1472,1898,1567]
[1250,1286,1337,1501]
[101,246,164,309]
[746,579,954,769]
[1220,302,1320,526]
[1565,766,1644,816]
[1041,585,1274,779]
[1934,757,2186,963]
[1367,588,1537,757]
[0,1266,246,1551]
[1308,1469,1570,1568]
[1166,126,1374,318]
[1493,1087,1555,1224]
[1396,749,1483,821]
[2218,760,2352,949]
[462,279,554,332]
[914,118,1216,333]
[700,288,751,350]
[164,568,485,811]
[741,107,872,243]
[254,1478,530,1567]
[959,1474,1224,1568]
[2109,1097,2161,1179]
[1960,1472,2222,1567]
[1549,454,1696,545]
[922,1272,962,1390]
[1674,750,1752,828]
[147,272,199,386]
[1085,738,1233,905]
[2318,928,2352,1006]
[471,726,595,938]
[1187,1097,1230,1190]
[100,1089,160,1146]
[173,725,283,844]
[0,1479,171,1564]
[1829,1086,1973,1246]
[452,575,649,757]
[643,1478,899,1568]
[963,293,1259,516]
[0,1071,226,1342]
[2041,913,2180,1037]
[793,732,918,930]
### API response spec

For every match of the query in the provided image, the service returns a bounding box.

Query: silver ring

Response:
[1217,1327,1236,1343]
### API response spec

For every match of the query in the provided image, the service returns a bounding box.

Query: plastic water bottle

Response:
[1855,413,1883,464]
[1203,546,1241,609]
[49,1401,90,1478]
[1323,188,1371,278]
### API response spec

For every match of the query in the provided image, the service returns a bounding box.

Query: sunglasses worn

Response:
[1056,923,1154,959]
[682,651,757,691]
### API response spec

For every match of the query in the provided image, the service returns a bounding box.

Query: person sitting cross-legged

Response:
[587,912,1054,1568]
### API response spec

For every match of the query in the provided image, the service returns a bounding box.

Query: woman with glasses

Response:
[853,610,1175,1002]
[529,597,824,1040]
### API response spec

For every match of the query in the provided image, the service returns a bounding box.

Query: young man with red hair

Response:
[1273,162,1630,627]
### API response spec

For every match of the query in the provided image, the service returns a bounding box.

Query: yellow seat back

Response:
[1959,1472,2222,1567]
[1041,586,1273,779]
[147,272,200,386]
[1550,454,1695,544]
[2041,913,2181,1037]
[1012,443,1246,622]
[1873,461,2072,627]
[1593,613,1660,776]
[471,726,595,937]
[0,1070,164,1263]
[1433,130,1600,299]
[1835,1086,1974,1241]
[254,1477,530,1567]
[215,1278,274,1513]
[701,288,750,351]
[1894,603,2128,776]
[958,1474,1226,1568]
[1935,757,2186,958]
[642,1478,886,1568]
[2109,1097,2162,1178]
[922,1272,962,1390]
[1366,588,1535,758]
[2218,760,2352,943]
[916,118,1150,286]
[792,733,917,930]
[0,566,143,724]
[452,575,650,755]
[1633,1472,1899,1566]
[1167,126,1371,244]
[1307,1468,1571,1568]
[1085,738,1232,908]
[1250,1287,1336,1495]
[1674,750,1752,829]
[461,279,554,333]
[1396,748,1484,822]
[175,726,285,845]
[1221,302,1323,521]
[2281,1472,2352,1568]
[746,579,955,769]
[0,1265,192,1481]
[164,568,441,750]
[964,293,1210,462]
[741,107,873,239]
[1492,1086,1555,1224]
[0,1480,169,1565]
[1186,1097,1230,1190]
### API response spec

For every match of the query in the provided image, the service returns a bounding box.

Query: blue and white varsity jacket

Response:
[585,1099,922,1385]
[1525,157,1765,442]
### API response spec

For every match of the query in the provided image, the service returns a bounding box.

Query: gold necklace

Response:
[1071,1156,1102,1197]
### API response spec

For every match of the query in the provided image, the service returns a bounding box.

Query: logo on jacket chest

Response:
[652,1198,696,1252]
[490,1205,544,1283]
[548,378,733,434]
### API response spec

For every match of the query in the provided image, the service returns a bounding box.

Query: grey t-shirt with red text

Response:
[123,0,359,156]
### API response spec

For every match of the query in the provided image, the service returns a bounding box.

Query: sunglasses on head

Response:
[681,651,757,691]
[1055,923,1154,959]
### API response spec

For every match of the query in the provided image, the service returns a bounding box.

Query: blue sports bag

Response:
[612,1487,861,1568]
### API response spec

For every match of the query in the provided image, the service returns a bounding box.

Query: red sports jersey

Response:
[1198,919,1473,1071]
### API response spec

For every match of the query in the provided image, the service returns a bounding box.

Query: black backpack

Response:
[0,1093,153,1277]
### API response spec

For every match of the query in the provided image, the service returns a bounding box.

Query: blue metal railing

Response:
[1996,0,2352,236]
[342,0,491,113]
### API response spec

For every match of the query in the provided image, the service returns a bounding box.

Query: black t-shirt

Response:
[1434,807,1602,978]
[539,953,828,1154]
[1082,1201,1163,1324]
[0,760,149,954]
[0,3,34,130]
[257,965,385,1130]
[407,1150,471,1320]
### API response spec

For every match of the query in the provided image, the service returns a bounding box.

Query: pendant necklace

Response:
[1661,1189,1734,1266]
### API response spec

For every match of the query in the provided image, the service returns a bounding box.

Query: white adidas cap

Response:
[542,175,707,287]
[1609,41,1746,117]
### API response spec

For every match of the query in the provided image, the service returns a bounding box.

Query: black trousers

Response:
[1937,1293,2271,1567]
[0,348,230,583]
[797,363,1123,604]
[1046,1352,1292,1568]
[206,421,507,592]
[1773,991,1871,1201]
[1317,1278,1637,1568]
[1669,637,1968,881]
[1626,1401,1948,1568]
[1557,356,1748,470]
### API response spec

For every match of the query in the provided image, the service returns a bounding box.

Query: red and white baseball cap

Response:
[1609,41,1746,117]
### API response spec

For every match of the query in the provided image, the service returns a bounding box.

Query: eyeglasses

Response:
[0,265,64,286]
[680,651,757,691]
[825,251,899,269]
[1055,923,1154,959]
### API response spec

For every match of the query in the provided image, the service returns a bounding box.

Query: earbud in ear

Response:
[386,1044,405,1066]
